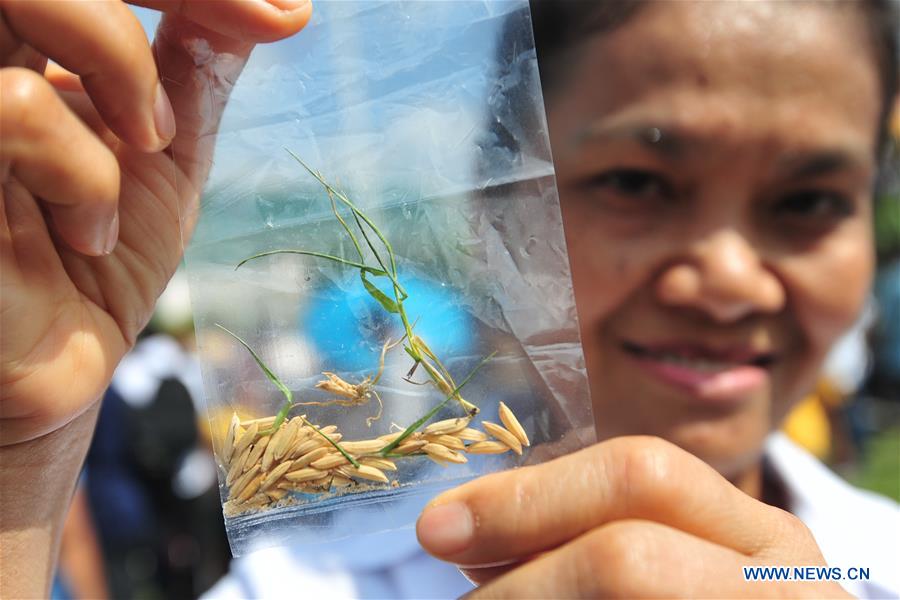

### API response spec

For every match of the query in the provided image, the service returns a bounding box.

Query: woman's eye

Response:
[773,190,854,220]
[581,169,674,202]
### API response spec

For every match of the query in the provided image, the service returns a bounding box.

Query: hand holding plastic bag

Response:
[0,2,310,597]
[180,0,593,555]
[0,0,312,445]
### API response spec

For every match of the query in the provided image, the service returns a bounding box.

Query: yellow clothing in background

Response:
[782,379,845,461]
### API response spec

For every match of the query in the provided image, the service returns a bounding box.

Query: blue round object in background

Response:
[301,276,475,373]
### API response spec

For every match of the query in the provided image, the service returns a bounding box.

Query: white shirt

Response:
[765,433,899,598]
[205,434,899,599]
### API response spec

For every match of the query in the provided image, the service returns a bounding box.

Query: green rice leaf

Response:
[215,324,293,432]
[380,351,496,455]
[361,271,400,313]
[215,324,359,466]
[236,250,387,277]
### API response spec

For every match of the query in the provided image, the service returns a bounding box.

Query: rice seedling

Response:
[216,156,534,515]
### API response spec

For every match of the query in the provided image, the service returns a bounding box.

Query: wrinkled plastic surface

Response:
[180,0,593,556]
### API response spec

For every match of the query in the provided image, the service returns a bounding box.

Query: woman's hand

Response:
[417,436,850,598]
[0,0,312,445]
[0,3,311,596]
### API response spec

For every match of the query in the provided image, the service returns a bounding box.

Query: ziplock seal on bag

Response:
[175,0,593,556]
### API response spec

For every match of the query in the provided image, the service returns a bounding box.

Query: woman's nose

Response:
[655,229,785,323]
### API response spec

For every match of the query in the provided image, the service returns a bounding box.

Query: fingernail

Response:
[417,502,474,556]
[102,211,119,255]
[153,82,176,144]
[266,0,310,10]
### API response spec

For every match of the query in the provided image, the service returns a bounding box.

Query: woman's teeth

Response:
[653,353,736,372]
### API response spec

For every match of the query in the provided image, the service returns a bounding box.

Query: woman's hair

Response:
[492,0,899,157]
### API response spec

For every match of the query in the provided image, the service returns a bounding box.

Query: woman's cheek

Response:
[775,224,874,379]
[564,219,639,326]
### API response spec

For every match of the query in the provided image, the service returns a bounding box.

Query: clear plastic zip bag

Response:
[178,0,593,555]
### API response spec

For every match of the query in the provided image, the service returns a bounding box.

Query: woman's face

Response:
[549,1,881,476]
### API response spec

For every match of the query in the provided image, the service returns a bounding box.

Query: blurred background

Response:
[49,5,899,600]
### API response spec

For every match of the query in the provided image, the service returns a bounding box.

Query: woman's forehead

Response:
[549,0,882,161]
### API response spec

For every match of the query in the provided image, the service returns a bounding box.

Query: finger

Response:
[46,65,119,149]
[130,0,314,43]
[44,63,85,93]
[469,520,756,599]
[0,0,174,152]
[0,68,120,256]
[0,11,46,72]
[149,4,310,191]
[459,557,537,587]
[417,436,797,567]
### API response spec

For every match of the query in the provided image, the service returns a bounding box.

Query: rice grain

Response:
[245,435,270,471]
[226,446,251,485]
[285,467,329,483]
[233,421,259,456]
[466,441,511,455]
[423,443,468,464]
[498,402,530,447]
[482,421,522,455]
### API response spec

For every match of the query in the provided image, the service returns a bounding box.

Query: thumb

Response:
[151,3,312,188]
[152,16,250,192]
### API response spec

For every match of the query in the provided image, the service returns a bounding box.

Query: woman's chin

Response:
[594,401,772,478]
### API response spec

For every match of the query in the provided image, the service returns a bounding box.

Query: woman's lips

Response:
[621,340,774,404]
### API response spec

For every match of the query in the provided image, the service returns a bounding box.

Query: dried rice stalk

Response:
[425,434,465,451]
[225,388,532,514]
[311,453,349,470]
[466,441,511,455]
[229,465,260,500]
[223,413,240,464]
[339,439,387,455]
[245,435,270,471]
[292,446,330,469]
[226,446,251,485]
[360,457,397,472]
[284,467,329,483]
[457,428,488,443]
[423,443,468,464]
[260,460,294,491]
[233,421,259,456]
[498,402,530,447]
[316,372,361,398]
[482,421,522,455]
[423,417,471,436]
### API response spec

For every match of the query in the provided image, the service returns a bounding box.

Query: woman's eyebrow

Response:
[572,121,873,178]
[776,150,870,179]
[572,121,693,159]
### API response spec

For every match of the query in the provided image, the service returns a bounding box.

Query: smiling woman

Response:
[551,0,884,485]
